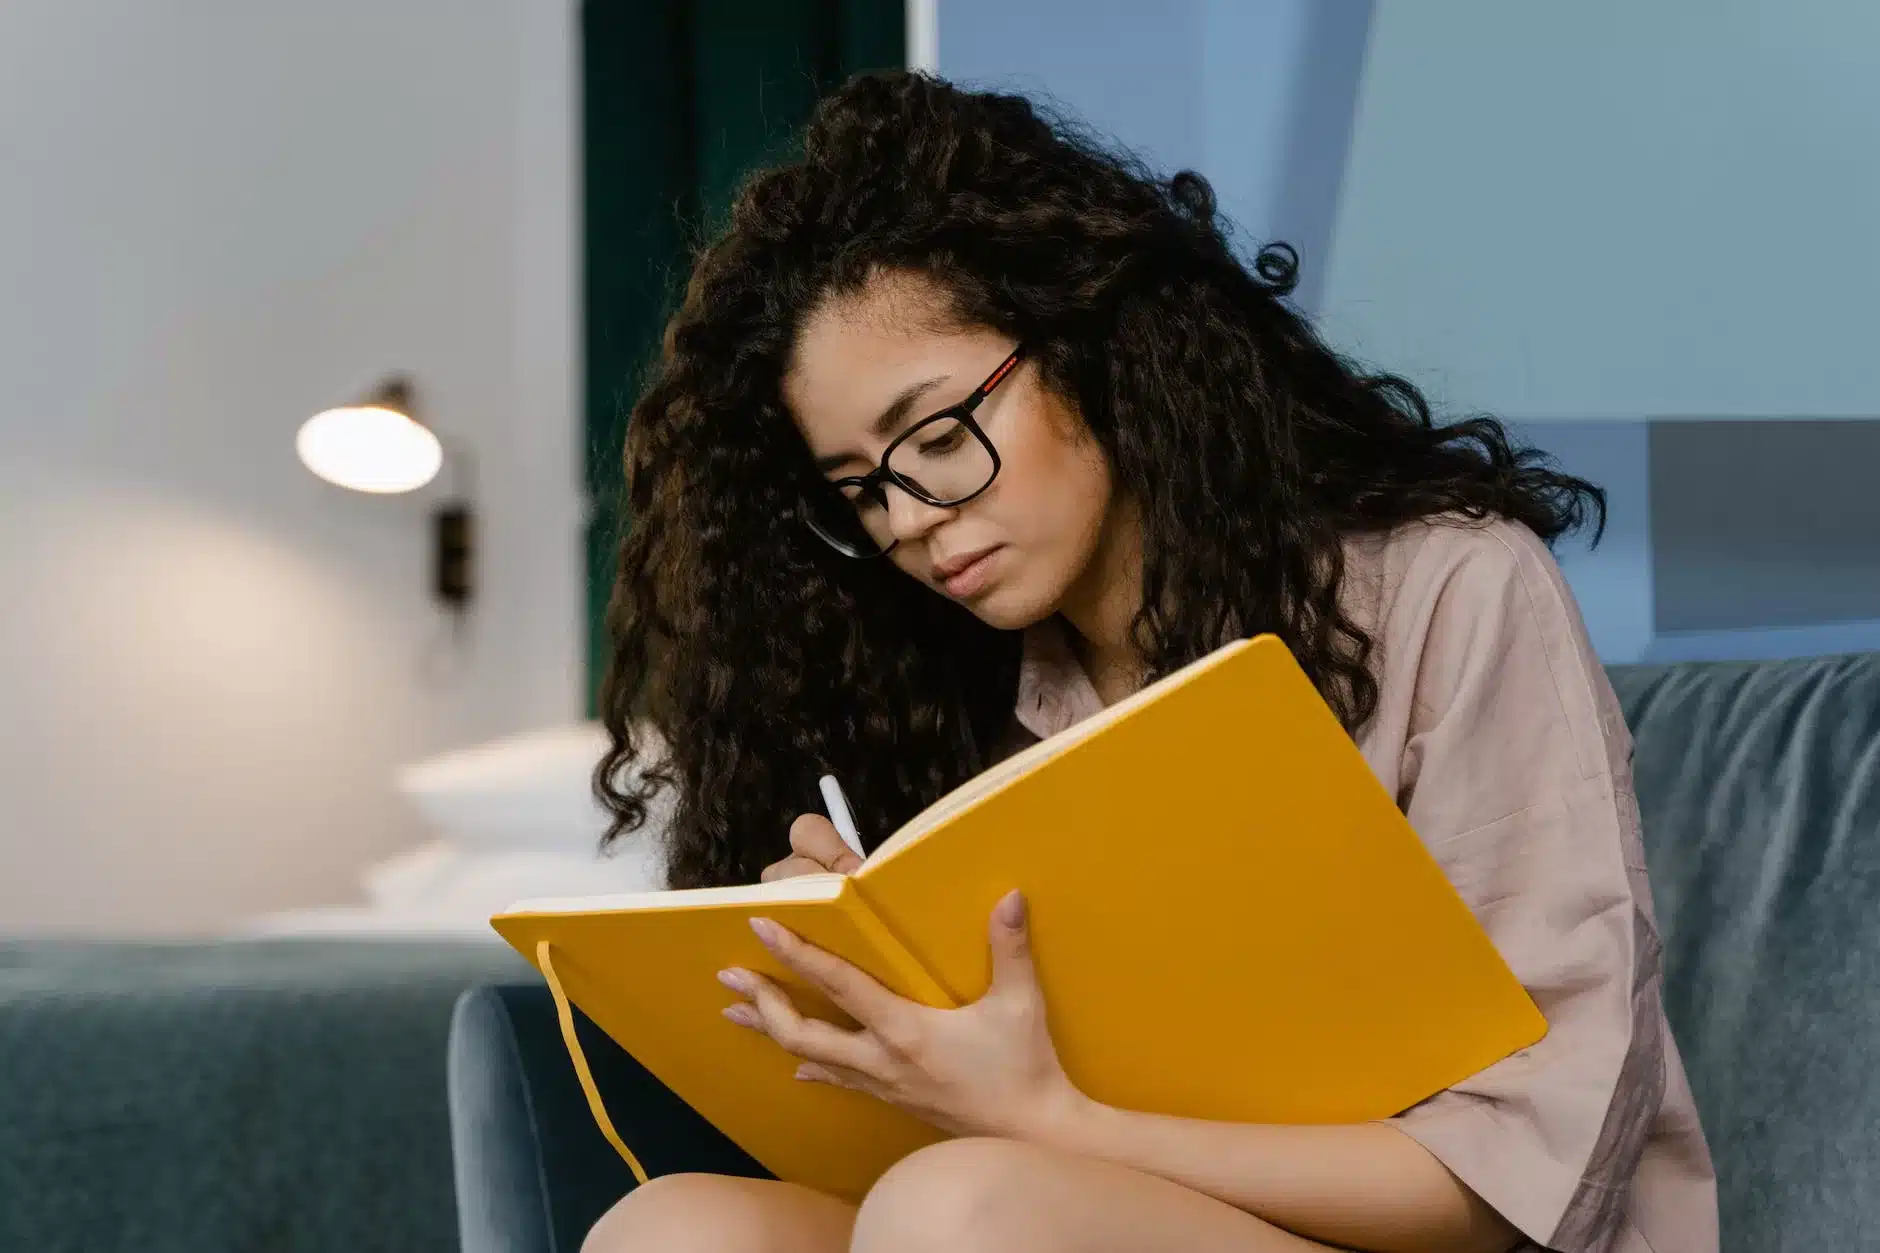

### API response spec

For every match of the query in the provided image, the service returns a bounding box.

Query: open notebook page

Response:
[505,869,845,915]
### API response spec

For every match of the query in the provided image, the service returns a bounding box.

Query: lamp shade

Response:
[296,378,442,494]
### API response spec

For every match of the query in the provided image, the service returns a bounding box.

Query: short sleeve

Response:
[1371,523,1668,1253]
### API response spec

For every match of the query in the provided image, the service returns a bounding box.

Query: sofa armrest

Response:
[447,983,766,1253]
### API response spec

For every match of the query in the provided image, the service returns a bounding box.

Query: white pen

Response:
[817,773,868,866]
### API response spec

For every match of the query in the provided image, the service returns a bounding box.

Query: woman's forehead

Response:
[792,275,951,376]
[785,327,958,461]
[792,316,944,400]
[786,295,994,441]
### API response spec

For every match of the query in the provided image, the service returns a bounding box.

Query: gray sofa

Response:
[0,937,529,1253]
[448,652,1880,1252]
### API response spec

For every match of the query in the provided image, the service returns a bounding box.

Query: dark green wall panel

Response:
[582,1,904,710]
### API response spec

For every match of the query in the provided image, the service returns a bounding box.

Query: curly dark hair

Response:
[595,70,1604,889]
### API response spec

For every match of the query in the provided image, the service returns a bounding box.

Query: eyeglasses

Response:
[802,345,1024,559]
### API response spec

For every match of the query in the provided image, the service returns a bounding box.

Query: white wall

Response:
[0,1,582,934]
[1320,0,1880,420]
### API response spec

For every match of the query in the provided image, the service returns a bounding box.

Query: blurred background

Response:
[4,0,1877,939]
[2,3,1876,1250]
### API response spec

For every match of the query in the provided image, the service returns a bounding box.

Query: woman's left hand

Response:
[718,889,1091,1142]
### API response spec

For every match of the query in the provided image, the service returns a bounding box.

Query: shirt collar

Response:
[1013,615,1108,741]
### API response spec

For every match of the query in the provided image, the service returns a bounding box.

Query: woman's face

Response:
[783,272,1115,631]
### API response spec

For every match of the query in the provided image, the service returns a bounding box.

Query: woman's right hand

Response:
[759,813,864,881]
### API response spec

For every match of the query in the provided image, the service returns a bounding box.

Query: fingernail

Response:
[722,1004,759,1027]
[794,1064,817,1081]
[717,968,749,993]
[750,918,781,947]
[996,890,1026,928]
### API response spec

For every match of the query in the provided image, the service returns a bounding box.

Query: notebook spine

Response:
[839,885,960,1008]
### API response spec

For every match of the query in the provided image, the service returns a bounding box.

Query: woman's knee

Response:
[851,1138,1053,1253]
[582,1172,847,1253]
[583,1174,725,1253]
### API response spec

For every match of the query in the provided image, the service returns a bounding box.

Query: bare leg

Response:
[850,1137,1348,1253]
[581,1173,856,1253]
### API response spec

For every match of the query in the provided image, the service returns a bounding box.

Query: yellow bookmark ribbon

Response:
[536,940,649,1186]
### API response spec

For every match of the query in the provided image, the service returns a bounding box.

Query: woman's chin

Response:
[960,584,1056,633]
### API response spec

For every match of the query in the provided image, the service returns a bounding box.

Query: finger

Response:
[794,1060,888,1099]
[750,917,903,1027]
[789,813,863,875]
[731,968,885,1075]
[986,890,1041,1002]
[760,855,828,883]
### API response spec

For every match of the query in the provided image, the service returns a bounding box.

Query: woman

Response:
[586,70,1717,1253]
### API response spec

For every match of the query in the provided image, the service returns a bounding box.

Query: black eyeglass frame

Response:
[803,344,1026,559]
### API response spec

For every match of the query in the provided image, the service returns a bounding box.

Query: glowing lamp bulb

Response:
[296,403,442,494]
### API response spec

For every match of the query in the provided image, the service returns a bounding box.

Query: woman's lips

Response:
[941,546,1002,598]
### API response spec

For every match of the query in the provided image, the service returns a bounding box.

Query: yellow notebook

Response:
[491,635,1546,1201]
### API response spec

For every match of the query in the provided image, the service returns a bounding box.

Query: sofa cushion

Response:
[1608,653,1880,1250]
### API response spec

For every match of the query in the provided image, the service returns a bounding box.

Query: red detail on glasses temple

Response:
[984,353,1020,391]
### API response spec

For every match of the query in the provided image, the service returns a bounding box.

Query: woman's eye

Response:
[918,424,968,456]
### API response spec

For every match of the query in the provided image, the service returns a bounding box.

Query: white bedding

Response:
[240,719,672,938]
[239,836,667,937]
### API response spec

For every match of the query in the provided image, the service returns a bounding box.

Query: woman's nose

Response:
[884,482,955,541]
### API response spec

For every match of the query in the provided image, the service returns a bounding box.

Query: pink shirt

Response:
[1010,517,1719,1253]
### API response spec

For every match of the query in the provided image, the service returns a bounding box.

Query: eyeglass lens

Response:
[808,412,998,557]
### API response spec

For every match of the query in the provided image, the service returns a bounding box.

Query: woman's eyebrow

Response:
[814,374,949,473]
